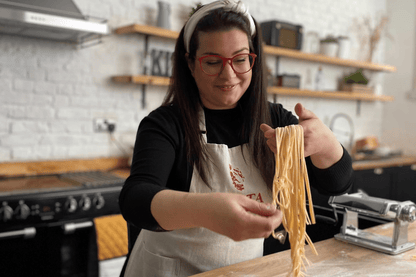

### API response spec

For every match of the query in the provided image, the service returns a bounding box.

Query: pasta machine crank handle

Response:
[273,223,287,244]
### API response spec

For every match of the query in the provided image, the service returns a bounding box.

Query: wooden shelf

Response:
[263,45,397,72]
[115,24,179,40]
[111,74,394,102]
[268,86,394,102]
[112,75,170,86]
[113,24,396,104]
[114,24,396,73]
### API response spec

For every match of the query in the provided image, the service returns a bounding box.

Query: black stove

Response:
[0,171,126,277]
[0,171,124,233]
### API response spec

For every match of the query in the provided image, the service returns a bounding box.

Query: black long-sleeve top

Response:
[119,102,354,231]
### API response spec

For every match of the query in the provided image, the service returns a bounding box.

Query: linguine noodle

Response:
[271,125,318,277]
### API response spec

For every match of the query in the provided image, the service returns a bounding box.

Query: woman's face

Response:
[189,28,252,110]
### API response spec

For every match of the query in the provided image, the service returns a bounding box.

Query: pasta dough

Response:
[271,125,317,277]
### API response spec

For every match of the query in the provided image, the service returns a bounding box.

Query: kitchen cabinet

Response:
[112,24,395,103]
[352,159,416,203]
[393,164,416,202]
[352,167,393,199]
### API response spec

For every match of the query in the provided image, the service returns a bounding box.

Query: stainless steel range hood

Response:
[0,0,109,46]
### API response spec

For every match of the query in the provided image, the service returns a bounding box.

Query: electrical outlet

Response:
[408,89,416,100]
[94,118,116,133]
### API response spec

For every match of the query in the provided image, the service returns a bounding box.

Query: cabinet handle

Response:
[63,221,93,235]
[411,164,416,171]
[374,168,383,175]
[0,227,36,240]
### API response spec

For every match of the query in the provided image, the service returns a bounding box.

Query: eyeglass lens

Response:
[201,54,254,75]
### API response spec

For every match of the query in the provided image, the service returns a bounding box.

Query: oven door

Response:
[0,220,98,277]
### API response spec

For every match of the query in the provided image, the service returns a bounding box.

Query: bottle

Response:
[315,66,324,91]
[157,1,171,30]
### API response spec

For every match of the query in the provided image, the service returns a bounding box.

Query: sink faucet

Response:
[329,113,354,153]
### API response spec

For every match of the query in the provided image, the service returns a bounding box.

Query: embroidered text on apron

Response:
[124,110,272,277]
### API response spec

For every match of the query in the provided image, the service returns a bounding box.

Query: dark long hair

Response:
[162,7,275,190]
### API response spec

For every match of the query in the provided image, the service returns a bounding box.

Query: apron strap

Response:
[199,108,207,143]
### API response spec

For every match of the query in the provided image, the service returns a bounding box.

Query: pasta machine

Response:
[328,192,416,255]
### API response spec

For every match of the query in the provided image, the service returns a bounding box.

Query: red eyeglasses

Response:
[197,53,257,76]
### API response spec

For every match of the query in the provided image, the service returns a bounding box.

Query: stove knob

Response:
[80,196,92,211]
[66,196,78,213]
[15,202,30,220]
[93,194,105,209]
[0,204,13,222]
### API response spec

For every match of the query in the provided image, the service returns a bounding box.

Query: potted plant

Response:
[340,69,373,94]
[320,36,338,57]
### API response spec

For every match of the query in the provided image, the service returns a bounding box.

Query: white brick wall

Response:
[0,0,390,162]
[382,0,416,155]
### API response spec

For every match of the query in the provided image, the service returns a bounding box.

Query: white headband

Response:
[183,0,256,53]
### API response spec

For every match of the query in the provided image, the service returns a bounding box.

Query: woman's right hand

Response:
[200,192,282,241]
[151,190,282,241]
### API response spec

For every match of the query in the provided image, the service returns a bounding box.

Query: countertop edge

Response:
[352,156,416,171]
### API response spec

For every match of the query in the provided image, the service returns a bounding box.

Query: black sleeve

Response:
[269,102,298,127]
[269,102,353,196]
[306,146,353,195]
[118,106,185,231]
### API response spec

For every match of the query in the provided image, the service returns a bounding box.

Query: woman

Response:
[119,1,353,276]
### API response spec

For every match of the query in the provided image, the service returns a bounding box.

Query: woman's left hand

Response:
[260,103,343,169]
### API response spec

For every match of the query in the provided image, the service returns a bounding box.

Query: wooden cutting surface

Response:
[193,222,416,277]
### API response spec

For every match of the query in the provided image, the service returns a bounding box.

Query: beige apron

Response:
[124,110,272,277]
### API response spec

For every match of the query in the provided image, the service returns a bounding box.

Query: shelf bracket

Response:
[275,56,280,76]
[141,34,150,109]
[272,57,280,104]
[356,100,361,116]
[141,84,147,109]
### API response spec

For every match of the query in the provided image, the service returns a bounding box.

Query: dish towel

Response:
[94,214,128,261]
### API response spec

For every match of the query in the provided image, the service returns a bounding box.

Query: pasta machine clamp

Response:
[328,192,416,255]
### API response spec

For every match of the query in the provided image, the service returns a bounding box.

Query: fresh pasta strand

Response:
[271,125,318,277]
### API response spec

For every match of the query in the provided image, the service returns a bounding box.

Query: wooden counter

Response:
[352,156,416,171]
[0,157,130,178]
[193,222,416,276]
[1,155,414,177]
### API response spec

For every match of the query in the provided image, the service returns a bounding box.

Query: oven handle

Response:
[0,227,36,240]
[63,221,93,235]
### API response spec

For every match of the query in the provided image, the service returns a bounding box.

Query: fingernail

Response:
[266,204,275,210]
